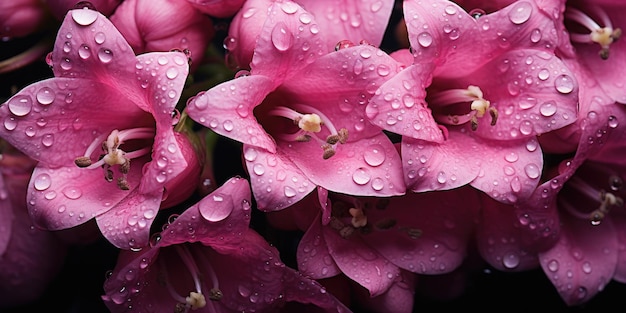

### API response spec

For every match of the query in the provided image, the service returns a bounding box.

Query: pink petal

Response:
[539,212,618,306]
[187,0,245,18]
[243,145,316,211]
[476,194,540,272]
[297,213,342,279]
[186,75,278,153]
[323,223,400,296]
[296,0,394,47]
[613,214,626,282]
[53,8,136,83]
[139,127,188,195]
[0,78,151,167]
[134,52,190,115]
[282,132,404,197]
[0,176,12,256]
[282,44,403,141]
[367,64,445,142]
[250,1,327,79]
[365,188,477,274]
[354,271,416,313]
[96,187,162,249]
[27,161,146,231]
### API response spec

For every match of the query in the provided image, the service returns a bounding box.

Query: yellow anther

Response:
[185,291,206,310]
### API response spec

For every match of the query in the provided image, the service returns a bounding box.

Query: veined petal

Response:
[0,78,151,167]
[243,145,316,211]
[539,212,618,306]
[297,212,342,279]
[27,160,146,232]
[282,132,404,197]
[139,127,188,195]
[250,0,327,80]
[53,7,136,84]
[323,222,400,297]
[186,75,277,153]
[282,44,403,141]
[295,0,394,48]
[134,51,190,115]
[96,188,162,250]
[367,64,444,142]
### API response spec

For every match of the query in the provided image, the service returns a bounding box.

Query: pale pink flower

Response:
[0,7,198,249]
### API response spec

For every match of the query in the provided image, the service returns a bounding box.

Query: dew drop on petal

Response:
[79,44,91,59]
[530,28,542,43]
[62,186,82,199]
[34,173,52,191]
[71,7,98,26]
[363,144,386,166]
[36,87,55,105]
[3,117,17,131]
[608,115,619,128]
[417,32,433,47]
[502,253,520,269]
[539,101,557,117]
[554,74,574,94]
[98,48,113,63]
[94,32,106,44]
[508,1,532,25]
[371,177,384,191]
[8,95,33,116]
[271,22,294,52]
[281,1,298,14]
[41,133,54,147]
[537,68,550,81]
[352,167,371,185]
[284,186,296,198]
[524,163,540,179]
[166,67,178,79]
[253,163,265,175]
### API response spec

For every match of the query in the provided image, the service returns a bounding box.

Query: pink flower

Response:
[110,0,215,72]
[0,7,198,249]
[0,147,66,308]
[102,177,350,313]
[225,0,394,69]
[295,186,477,300]
[186,0,405,211]
[186,0,246,18]
[367,0,579,203]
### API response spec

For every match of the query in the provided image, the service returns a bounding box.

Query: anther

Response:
[566,6,621,60]
[348,207,367,228]
[74,156,92,167]
[208,288,223,301]
[430,85,497,130]
[185,292,206,310]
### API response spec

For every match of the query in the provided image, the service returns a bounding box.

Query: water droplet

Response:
[508,1,532,25]
[417,32,433,47]
[238,285,251,297]
[62,186,82,199]
[537,68,550,81]
[376,64,390,77]
[353,59,363,75]
[61,58,72,70]
[34,173,52,191]
[4,117,17,131]
[8,95,33,116]
[281,1,298,14]
[271,22,294,52]
[437,171,447,184]
[72,7,98,26]
[502,253,520,268]
[524,163,540,179]
[166,67,178,79]
[299,13,312,24]
[45,191,57,200]
[98,48,113,63]
[444,5,457,15]
[530,28,542,43]
[547,259,559,272]
[539,101,557,117]
[167,143,177,153]
[253,163,265,175]
[284,186,296,198]
[504,152,518,163]
[94,32,106,44]
[518,97,537,109]
[554,74,574,94]
[223,120,234,131]
[352,167,371,185]
[78,44,90,59]
[608,115,619,128]
[519,120,533,135]
[363,144,386,166]
[371,177,384,191]
[41,133,54,147]
[25,126,36,137]
[581,261,592,274]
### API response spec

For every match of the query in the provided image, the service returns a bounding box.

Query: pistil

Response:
[74,128,155,190]
[429,85,497,131]
[268,104,348,159]
[566,6,621,60]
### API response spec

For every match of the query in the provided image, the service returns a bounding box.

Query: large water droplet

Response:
[253,163,265,175]
[166,67,178,79]
[3,117,17,131]
[508,1,532,25]
[284,186,296,198]
[417,32,433,47]
[71,7,98,26]
[98,48,113,63]
[352,167,371,185]
[62,186,82,199]
[34,173,52,191]
[78,44,91,59]
[271,22,294,52]
[608,115,619,128]
[8,95,33,116]
[524,163,540,179]
[530,28,542,43]
[94,32,106,44]
[363,144,386,166]
[281,1,298,14]
[539,101,557,117]
[36,87,55,105]
[41,133,54,147]
[502,253,520,269]
[554,74,574,94]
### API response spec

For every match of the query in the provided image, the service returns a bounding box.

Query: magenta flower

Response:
[186,0,404,211]
[103,177,350,313]
[0,7,197,249]
[186,0,246,18]
[225,0,394,69]
[0,148,66,309]
[295,186,477,301]
[0,0,52,39]
[44,0,122,20]
[110,0,215,72]
[368,0,579,203]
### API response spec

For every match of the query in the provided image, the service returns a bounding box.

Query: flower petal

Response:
[186,75,277,153]
[297,212,342,279]
[250,0,327,80]
[243,145,316,211]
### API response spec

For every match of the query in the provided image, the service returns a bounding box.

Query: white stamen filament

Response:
[562,176,624,225]
[566,6,621,59]
[79,128,155,169]
[429,85,497,130]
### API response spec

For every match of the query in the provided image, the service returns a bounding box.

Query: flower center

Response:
[428,85,498,131]
[160,244,222,312]
[74,128,154,190]
[565,5,621,60]
[560,169,624,226]
[267,104,348,159]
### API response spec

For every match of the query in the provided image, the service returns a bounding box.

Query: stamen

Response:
[563,176,624,225]
[267,104,348,159]
[566,6,621,60]
[430,85,497,130]
[348,207,367,228]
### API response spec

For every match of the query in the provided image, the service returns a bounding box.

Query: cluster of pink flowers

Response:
[1,0,625,311]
